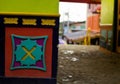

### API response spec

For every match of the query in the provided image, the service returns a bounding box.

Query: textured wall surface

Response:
[101,0,114,24]
[0,0,59,14]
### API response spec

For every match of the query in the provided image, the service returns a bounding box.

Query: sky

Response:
[59,2,88,22]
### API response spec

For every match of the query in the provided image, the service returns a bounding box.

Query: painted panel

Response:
[100,29,113,50]
[11,34,48,71]
[87,14,100,32]
[5,28,53,78]
[0,0,59,14]
[101,0,114,24]
[0,5,59,83]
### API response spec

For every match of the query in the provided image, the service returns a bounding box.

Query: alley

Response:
[57,45,120,84]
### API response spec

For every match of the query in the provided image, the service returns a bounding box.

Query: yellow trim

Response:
[41,19,56,26]
[22,19,37,26]
[4,17,18,24]
[21,46,36,60]
[0,12,60,17]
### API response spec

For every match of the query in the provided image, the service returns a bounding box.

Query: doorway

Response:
[59,2,101,45]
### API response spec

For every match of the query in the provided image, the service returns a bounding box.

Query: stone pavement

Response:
[57,45,120,84]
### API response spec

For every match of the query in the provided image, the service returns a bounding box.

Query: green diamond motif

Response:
[15,39,43,66]
[11,34,48,71]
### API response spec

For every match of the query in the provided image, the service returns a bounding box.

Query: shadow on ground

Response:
[57,45,120,84]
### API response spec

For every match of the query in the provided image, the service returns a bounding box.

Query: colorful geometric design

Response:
[11,34,48,71]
